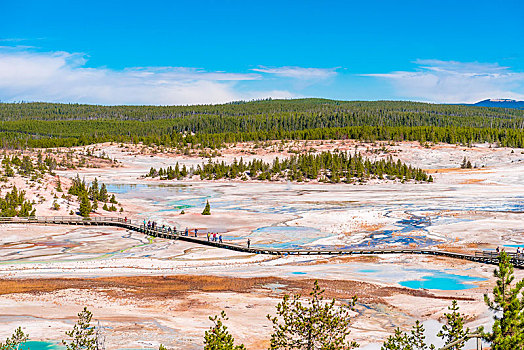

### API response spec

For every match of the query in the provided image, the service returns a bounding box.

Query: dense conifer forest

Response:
[146,152,432,183]
[1,99,523,148]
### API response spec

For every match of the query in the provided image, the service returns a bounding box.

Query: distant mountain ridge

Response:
[473,99,524,109]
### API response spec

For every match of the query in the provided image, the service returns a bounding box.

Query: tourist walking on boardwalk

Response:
[247,238,250,249]
[496,246,500,254]
[207,233,210,241]
[195,228,198,237]
[219,235,222,243]
[185,227,188,236]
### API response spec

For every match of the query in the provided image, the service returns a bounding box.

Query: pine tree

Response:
[63,307,96,350]
[99,183,108,202]
[437,300,469,350]
[4,164,14,177]
[0,327,28,350]
[267,280,359,350]
[409,321,434,350]
[483,252,524,349]
[78,193,91,218]
[89,178,99,201]
[381,328,410,350]
[203,311,245,350]
[381,321,435,350]
[56,177,63,192]
[202,200,211,215]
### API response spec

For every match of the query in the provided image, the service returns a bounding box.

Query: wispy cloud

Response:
[364,60,524,103]
[253,66,338,80]
[0,38,32,42]
[0,49,294,105]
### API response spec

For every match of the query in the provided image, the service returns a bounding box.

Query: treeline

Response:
[146,152,432,183]
[2,99,524,122]
[0,99,523,149]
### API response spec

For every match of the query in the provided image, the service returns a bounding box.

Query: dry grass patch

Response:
[0,275,474,305]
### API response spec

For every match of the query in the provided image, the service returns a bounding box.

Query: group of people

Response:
[207,232,223,243]
[144,220,157,230]
[143,220,174,233]
[141,219,253,248]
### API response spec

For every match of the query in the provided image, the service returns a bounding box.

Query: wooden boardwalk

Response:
[1,216,523,268]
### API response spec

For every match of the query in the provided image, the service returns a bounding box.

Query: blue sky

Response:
[1,0,523,105]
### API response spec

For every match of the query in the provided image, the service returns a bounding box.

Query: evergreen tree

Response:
[202,200,211,215]
[381,328,411,350]
[78,193,91,218]
[267,280,359,350]
[437,300,469,350]
[0,327,28,350]
[98,183,108,202]
[89,178,99,200]
[63,307,96,350]
[56,177,63,192]
[381,321,436,350]
[483,252,524,349]
[409,321,434,350]
[0,186,34,217]
[203,311,245,350]
[69,175,87,196]
[4,164,14,177]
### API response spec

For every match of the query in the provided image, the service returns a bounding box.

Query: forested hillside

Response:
[1,99,523,148]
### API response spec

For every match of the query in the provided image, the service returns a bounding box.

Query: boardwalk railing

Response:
[1,216,522,268]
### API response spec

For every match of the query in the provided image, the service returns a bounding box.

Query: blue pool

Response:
[399,271,485,290]
[20,342,64,350]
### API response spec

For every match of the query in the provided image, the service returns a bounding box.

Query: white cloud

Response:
[0,49,295,105]
[364,60,524,103]
[252,66,338,80]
